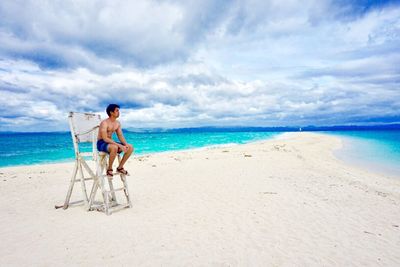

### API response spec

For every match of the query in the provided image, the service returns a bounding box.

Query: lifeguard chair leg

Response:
[62,159,79,209]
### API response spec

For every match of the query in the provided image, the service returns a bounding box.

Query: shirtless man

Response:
[97,104,134,178]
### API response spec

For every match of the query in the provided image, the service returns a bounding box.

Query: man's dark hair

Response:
[106,104,120,116]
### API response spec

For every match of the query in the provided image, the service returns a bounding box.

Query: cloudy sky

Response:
[0,0,399,131]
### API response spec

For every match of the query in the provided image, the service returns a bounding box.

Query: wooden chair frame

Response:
[56,112,132,215]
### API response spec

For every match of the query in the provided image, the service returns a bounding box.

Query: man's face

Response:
[112,108,120,118]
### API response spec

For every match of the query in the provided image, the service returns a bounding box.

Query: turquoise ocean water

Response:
[1,130,399,177]
[328,131,400,177]
[0,131,280,167]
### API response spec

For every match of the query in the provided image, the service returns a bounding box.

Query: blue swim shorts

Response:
[97,139,123,153]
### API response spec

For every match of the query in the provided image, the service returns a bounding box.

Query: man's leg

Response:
[107,144,119,174]
[118,144,134,169]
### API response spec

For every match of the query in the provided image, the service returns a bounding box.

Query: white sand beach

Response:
[0,132,399,266]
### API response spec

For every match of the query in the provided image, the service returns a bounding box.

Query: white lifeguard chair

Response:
[56,112,132,215]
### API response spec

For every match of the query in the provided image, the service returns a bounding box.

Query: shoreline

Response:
[0,132,284,170]
[0,131,400,179]
[1,132,399,265]
[2,131,399,181]
[331,134,400,180]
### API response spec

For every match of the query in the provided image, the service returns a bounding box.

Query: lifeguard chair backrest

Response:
[69,112,101,143]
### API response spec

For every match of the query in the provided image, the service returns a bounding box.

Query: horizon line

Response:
[1,123,400,134]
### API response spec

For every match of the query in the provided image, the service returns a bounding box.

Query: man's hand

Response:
[118,144,129,153]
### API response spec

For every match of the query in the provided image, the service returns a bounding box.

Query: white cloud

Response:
[0,0,225,67]
[0,0,399,131]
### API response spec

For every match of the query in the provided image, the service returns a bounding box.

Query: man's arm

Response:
[116,122,128,145]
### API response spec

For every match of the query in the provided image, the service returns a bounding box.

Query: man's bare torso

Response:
[97,118,120,140]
